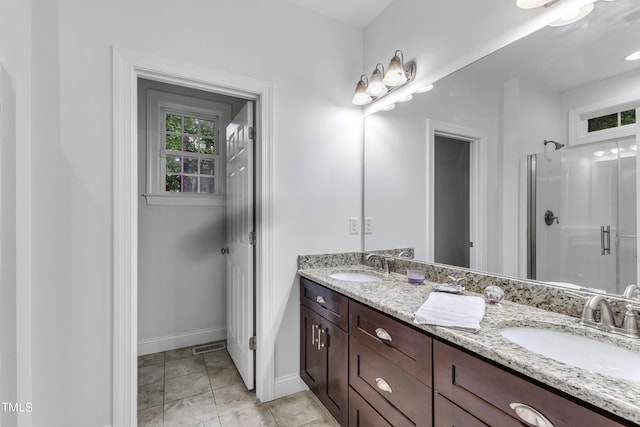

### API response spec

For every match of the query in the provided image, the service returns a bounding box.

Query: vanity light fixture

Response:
[351,50,416,106]
[548,2,595,26]
[626,51,640,61]
[352,75,373,106]
[366,64,388,97]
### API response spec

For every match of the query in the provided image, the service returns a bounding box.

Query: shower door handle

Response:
[601,226,611,255]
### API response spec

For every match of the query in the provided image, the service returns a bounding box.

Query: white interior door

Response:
[225,101,254,389]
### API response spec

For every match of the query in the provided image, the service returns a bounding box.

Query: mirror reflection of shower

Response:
[543,139,565,161]
[527,136,637,294]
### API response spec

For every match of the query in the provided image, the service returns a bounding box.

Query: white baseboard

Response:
[138,326,226,355]
[273,373,307,400]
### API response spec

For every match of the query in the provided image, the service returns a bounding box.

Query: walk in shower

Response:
[527,136,637,294]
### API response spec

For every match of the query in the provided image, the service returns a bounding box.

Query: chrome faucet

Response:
[580,295,616,332]
[579,294,640,338]
[366,253,392,276]
[623,284,640,299]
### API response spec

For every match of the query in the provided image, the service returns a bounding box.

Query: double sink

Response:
[325,268,640,384]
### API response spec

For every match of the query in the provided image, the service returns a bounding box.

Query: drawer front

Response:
[350,335,432,427]
[433,340,629,427]
[349,387,412,427]
[434,393,490,427]
[350,300,431,385]
[301,277,348,330]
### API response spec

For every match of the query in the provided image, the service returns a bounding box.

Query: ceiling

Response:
[471,0,640,92]
[285,0,393,29]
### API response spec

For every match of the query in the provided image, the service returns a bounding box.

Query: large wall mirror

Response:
[364,0,640,297]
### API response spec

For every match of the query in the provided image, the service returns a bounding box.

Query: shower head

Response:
[544,140,565,150]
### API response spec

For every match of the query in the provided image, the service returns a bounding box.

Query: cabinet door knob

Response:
[509,403,554,427]
[375,328,392,342]
[375,377,392,394]
[316,295,326,305]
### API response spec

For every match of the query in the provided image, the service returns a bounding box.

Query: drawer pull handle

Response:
[316,296,326,305]
[375,328,392,342]
[375,377,392,393]
[317,328,325,350]
[311,324,318,345]
[509,403,554,427]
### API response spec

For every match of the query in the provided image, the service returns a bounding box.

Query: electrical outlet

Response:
[365,217,373,234]
[349,217,359,235]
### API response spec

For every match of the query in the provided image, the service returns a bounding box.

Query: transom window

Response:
[163,111,219,194]
[588,108,636,133]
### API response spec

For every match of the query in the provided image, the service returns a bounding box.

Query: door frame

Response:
[112,47,275,426]
[426,119,487,271]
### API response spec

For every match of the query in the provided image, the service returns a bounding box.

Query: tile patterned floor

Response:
[138,344,339,426]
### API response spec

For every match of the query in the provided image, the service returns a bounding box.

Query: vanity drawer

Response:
[300,277,348,330]
[349,335,432,426]
[433,340,630,427]
[349,300,432,385]
[349,387,412,427]
[434,393,490,427]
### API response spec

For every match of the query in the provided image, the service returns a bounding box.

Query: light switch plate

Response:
[349,217,359,235]
[365,217,373,234]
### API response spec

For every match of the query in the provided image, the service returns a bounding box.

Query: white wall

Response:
[363,0,565,103]
[364,65,504,269]
[137,79,246,355]
[0,65,18,427]
[29,0,363,424]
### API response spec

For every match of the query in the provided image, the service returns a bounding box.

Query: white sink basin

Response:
[328,272,383,283]
[500,327,640,382]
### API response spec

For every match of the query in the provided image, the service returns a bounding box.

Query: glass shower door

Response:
[531,137,636,293]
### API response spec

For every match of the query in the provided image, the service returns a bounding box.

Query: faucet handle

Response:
[448,275,465,286]
[620,304,640,338]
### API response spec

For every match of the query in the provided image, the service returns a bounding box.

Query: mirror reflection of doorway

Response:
[434,134,471,268]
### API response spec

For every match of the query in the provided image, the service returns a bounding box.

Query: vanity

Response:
[298,253,640,427]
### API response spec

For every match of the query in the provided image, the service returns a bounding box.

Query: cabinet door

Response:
[323,317,348,426]
[299,304,348,426]
[300,305,325,396]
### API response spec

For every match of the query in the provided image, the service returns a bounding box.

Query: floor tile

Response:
[164,391,219,426]
[139,363,164,387]
[267,391,329,427]
[212,383,258,416]
[139,352,165,368]
[138,382,164,411]
[203,350,233,369]
[164,346,196,362]
[219,404,277,427]
[165,371,212,402]
[207,365,244,390]
[138,405,163,426]
[165,355,206,379]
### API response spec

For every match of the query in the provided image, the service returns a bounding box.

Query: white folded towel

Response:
[414,292,485,331]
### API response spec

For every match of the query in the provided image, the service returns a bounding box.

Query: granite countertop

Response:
[298,264,640,425]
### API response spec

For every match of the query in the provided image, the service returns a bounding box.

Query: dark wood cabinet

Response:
[433,339,631,427]
[300,281,348,426]
[299,276,635,427]
[348,301,433,427]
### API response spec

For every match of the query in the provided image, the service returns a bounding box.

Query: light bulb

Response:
[366,65,388,97]
[352,77,372,106]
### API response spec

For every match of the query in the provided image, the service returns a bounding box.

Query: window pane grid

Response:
[588,109,637,133]
[163,111,219,195]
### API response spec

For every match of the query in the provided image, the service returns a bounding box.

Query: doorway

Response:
[434,135,471,268]
[113,48,275,425]
[426,119,487,271]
